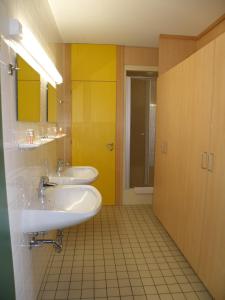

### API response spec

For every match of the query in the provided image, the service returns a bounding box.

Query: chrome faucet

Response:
[38,176,57,205]
[56,159,64,176]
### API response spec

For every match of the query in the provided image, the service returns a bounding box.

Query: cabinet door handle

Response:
[208,153,214,172]
[161,142,168,154]
[201,152,208,169]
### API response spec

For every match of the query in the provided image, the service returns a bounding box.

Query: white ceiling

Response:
[48,0,225,47]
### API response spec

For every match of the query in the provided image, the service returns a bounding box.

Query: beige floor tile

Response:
[184,292,199,300]
[156,285,170,294]
[55,290,69,299]
[57,281,70,290]
[95,288,107,297]
[59,273,71,282]
[159,294,173,300]
[106,279,118,288]
[120,286,133,296]
[81,288,94,298]
[144,285,158,295]
[130,278,142,287]
[69,281,82,289]
[68,289,81,299]
[134,295,147,300]
[95,280,107,288]
[95,272,106,280]
[153,277,166,285]
[47,274,59,282]
[171,293,186,300]
[146,295,160,300]
[118,278,130,287]
[179,283,194,293]
[128,271,141,279]
[41,291,55,300]
[132,285,145,296]
[120,296,134,300]
[82,280,94,289]
[106,272,117,280]
[44,282,58,291]
[168,284,182,293]
[107,287,120,297]
[142,277,154,286]
[175,276,188,284]
[151,270,163,277]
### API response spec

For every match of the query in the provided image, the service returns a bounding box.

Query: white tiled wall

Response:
[0,38,62,300]
[0,1,70,299]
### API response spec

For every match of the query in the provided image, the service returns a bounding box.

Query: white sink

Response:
[49,166,99,185]
[22,185,102,233]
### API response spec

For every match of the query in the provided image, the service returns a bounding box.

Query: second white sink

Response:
[22,185,102,233]
[49,166,99,185]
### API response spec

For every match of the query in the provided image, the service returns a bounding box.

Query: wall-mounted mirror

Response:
[47,83,57,123]
[16,55,41,122]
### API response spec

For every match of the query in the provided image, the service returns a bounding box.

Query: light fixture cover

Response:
[6,18,63,86]
[8,19,22,39]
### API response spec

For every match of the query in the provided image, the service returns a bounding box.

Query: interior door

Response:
[199,32,225,300]
[130,78,150,187]
[72,81,116,205]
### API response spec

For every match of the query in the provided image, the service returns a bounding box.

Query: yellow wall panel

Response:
[71,44,116,81]
[17,81,40,122]
[72,81,116,205]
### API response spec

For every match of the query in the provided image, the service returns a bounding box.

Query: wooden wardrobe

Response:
[153,31,225,300]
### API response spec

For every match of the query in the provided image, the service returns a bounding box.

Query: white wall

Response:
[0,1,66,299]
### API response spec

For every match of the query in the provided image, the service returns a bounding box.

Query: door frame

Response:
[122,65,158,204]
[0,67,16,299]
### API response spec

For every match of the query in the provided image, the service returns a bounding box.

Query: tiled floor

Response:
[38,206,212,300]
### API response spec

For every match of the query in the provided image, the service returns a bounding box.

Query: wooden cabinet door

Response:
[153,75,170,223]
[199,32,225,300]
[154,63,186,242]
[177,41,215,271]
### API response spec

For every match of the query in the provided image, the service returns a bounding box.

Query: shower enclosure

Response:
[125,70,157,190]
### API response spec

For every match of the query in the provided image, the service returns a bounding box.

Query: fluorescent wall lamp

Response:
[5,19,63,87]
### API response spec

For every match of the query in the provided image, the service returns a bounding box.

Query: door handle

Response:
[201,152,208,169]
[106,143,114,151]
[161,142,168,154]
[208,153,214,172]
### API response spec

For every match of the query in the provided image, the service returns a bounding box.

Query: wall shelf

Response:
[18,134,67,150]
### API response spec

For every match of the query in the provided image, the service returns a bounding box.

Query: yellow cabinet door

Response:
[72,81,116,205]
[71,44,116,81]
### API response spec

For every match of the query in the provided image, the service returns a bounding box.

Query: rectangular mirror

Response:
[47,83,57,123]
[16,55,41,122]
